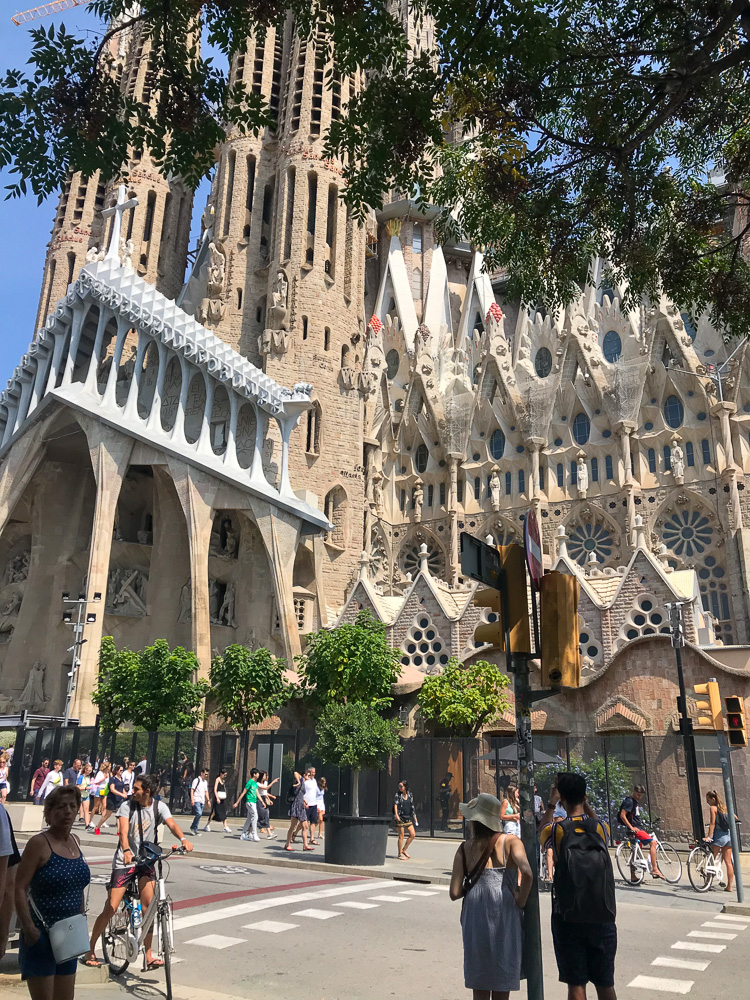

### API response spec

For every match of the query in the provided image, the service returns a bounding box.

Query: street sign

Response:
[524,508,543,590]
[460,532,502,589]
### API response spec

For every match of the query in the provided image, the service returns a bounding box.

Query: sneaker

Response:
[100,823,110,830]
[223,826,232,834]
[201,825,211,833]
[252,835,261,841]
[94,828,101,836]
[240,833,249,841]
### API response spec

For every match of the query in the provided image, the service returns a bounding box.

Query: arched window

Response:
[571,461,578,486]
[701,439,711,465]
[505,472,511,495]
[324,486,347,548]
[474,476,481,500]
[518,470,525,493]
[648,448,656,473]
[686,441,695,467]
[664,395,684,429]
[415,443,429,473]
[534,348,552,378]
[556,463,564,488]
[400,489,406,512]
[605,455,613,480]
[305,402,321,455]
[413,223,422,254]
[591,457,598,482]
[427,484,434,506]
[324,327,331,351]
[341,344,350,368]
[572,412,590,445]
[681,312,697,341]
[386,349,400,379]
[602,330,622,362]
[439,482,446,506]
[489,428,505,460]
[539,465,545,491]
[663,445,672,471]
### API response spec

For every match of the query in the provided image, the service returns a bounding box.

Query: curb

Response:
[721,901,750,916]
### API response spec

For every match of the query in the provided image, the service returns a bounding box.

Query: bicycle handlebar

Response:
[129,845,187,870]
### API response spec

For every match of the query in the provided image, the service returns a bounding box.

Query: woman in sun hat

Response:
[449,792,533,1000]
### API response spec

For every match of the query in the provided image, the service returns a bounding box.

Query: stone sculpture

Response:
[106,567,148,616]
[217,582,236,628]
[4,551,29,586]
[413,482,423,522]
[490,470,501,512]
[18,661,46,712]
[1,592,22,617]
[197,242,227,327]
[178,580,192,623]
[577,454,589,496]
[120,238,134,270]
[671,438,685,484]
[372,474,384,515]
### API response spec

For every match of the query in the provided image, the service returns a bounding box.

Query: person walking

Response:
[285,771,312,852]
[15,785,91,999]
[256,771,279,839]
[79,764,93,830]
[501,786,521,838]
[121,760,137,797]
[29,759,49,805]
[394,781,417,860]
[63,759,81,788]
[449,792,532,999]
[189,768,210,835]
[303,767,320,845]
[0,753,11,804]
[94,764,127,835]
[234,768,261,841]
[37,761,64,802]
[205,769,232,834]
[539,773,617,1000]
[315,776,327,842]
[705,789,736,893]
[91,762,111,827]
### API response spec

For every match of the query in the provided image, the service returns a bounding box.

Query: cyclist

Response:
[82,773,193,969]
[618,784,665,880]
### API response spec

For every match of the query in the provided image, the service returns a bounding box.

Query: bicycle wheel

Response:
[101,898,131,975]
[160,909,172,1000]
[687,846,714,892]
[658,843,683,884]
[616,842,643,885]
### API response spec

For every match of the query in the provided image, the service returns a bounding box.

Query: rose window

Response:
[401,613,450,673]
[615,594,671,649]
[567,522,614,566]
[661,509,713,558]
[401,540,443,579]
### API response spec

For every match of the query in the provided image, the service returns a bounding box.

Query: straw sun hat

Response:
[459,792,505,832]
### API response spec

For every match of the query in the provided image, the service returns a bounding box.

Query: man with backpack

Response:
[539,772,617,1000]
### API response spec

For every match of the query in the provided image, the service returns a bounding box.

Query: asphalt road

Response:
[63,848,747,1000]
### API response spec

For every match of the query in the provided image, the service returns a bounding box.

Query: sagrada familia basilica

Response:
[1,6,749,745]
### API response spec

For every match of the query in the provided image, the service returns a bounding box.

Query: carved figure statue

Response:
[1,592,22,617]
[18,661,46,712]
[414,324,434,376]
[106,567,148,616]
[483,302,507,358]
[197,242,227,327]
[223,525,238,559]
[490,470,502,512]
[208,579,222,623]
[372,475,384,515]
[178,580,192,624]
[577,455,589,495]
[217,582,236,628]
[119,238,134,269]
[413,482,424,522]
[4,551,29,586]
[85,246,105,263]
[268,269,289,330]
[671,439,685,484]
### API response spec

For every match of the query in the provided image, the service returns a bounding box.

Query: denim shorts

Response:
[19,927,78,980]
[712,829,731,848]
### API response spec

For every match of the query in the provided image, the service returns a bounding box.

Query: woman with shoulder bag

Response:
[15,785,91,999]
[394,781,418,860]
[206,769,232,834]
[449,793,532,1000]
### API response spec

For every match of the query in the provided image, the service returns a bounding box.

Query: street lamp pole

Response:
[61,590,101,726]
[665,601,705,842]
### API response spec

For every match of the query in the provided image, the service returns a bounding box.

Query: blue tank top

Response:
[29,838,90,928]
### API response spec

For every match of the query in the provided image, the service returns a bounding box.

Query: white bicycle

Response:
[687,841,724,893]
[615,834,683,885]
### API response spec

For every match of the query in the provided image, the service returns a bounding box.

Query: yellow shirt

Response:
[539,813,610,854]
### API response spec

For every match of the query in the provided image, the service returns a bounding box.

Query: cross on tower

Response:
[102,184,138,263]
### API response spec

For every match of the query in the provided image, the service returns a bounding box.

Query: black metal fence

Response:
[7,725,748,845]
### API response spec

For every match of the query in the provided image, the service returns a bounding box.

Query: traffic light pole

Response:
[666,603,705,844]
[716,730,745,903]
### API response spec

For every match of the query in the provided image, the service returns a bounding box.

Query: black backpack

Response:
[553,817,616,924]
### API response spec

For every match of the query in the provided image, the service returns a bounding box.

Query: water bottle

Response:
[132,901,142,929]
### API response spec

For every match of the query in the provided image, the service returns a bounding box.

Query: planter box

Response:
[324,814,391,866]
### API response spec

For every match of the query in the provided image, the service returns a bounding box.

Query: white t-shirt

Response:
[303,778,318,807]
[191,778,208,805]
[39,770,63,799]
[122,769,136,794]
[113,799,172,867]
[316,785,325,809]
[137,759,148,775]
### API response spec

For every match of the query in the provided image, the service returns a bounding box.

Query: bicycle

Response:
[101,844,186,1000]
[687,840,724,892]
[615,833,682,885]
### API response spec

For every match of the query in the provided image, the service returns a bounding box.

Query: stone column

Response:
[711,402,742,531]
[71,418,134,724]
[616,421,635,486]
[249,497,303,663]
[448,455,460,585]
[528,438,546,498]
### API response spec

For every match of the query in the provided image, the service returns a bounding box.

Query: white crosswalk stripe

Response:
[711,914,748,924]
[185,934,246,950]
[242,920,298,933]
[399,889,439,896]
[652,957,711,972]
[292,908,342,919]
[687,930,737,941]
[369,894,409,902]
[702,920,747,930]
[333,901,379,909]
[672,941,726,954]
[627,974,694,994]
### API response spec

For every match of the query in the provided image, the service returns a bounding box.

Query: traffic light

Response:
[694,681,723,731]
[725,696,747,747]
[471,544,531,653]
[539,571,581,688]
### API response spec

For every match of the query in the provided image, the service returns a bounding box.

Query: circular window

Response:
[415,444,429,473]
[664,395,684,429]
[572,412,590,445]
[567,522,614,566]
[490,428,506,460]
[662,508,713,557]
[534,348,552,378]
[602,330,622,363]
[419,617,429,628]
[386,349,400,379]
[681,312,697,342]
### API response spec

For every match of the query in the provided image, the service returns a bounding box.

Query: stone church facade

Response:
[1,7,750,746]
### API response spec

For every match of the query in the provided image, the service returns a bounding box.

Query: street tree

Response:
[418,658,511,737]
[93,636,210,731]
[3,1,750,332]
[210,644,295,729]
[314,701,402,817]
[297,609,401,710]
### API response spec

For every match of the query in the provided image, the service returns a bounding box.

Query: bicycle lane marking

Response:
[171,875,366,912]
[171,879,394,931]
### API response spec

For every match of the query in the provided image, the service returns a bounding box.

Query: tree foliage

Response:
[418,658,511,737]
[297,610,401,710]
[3,0,750,332]
[535,753,636,828]
[92,636,210,731]
[210,644,294,730]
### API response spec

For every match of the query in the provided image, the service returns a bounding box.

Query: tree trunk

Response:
[352,769,360,817]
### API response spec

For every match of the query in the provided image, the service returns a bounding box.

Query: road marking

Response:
[242,920,298,933]
[687,930,737,941]
[672,941,726,954]
[627,975,694,994]
[292,908,342,920]
[399,889,439,896]
[172,875,362,912]
[712,914,749,924]
[652,957,711,972]
[184,934,246,950]
[369,894,409,902]
[333,901,379,909]
[702,920,747,930]
[172,879,392,931]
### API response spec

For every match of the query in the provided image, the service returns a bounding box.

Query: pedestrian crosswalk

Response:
[628,908,746,994]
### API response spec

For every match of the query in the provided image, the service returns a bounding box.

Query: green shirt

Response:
[244,779,258,805]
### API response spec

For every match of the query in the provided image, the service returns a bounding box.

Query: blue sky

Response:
[0,6,211,380]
